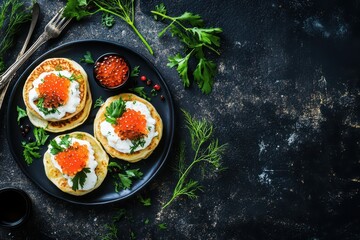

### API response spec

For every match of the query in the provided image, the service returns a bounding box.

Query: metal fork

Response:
[0,7,71,91]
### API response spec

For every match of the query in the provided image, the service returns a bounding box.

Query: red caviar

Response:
[94,55,129,88]
[37,73,70,108]
[55,142,89,176]
[114,109,147,140]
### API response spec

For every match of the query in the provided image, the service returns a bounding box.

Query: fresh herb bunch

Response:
[152,4,222,94]
[64,0,154,55]
[108,161,143,192]
[0,0,31,73]
[162,110,227,209]
[22,127,49,164]
[105,98,126,124]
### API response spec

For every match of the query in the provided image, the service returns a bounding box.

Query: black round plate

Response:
[6,40,174,205]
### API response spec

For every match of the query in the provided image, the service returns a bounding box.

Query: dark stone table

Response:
[1,0,359,239]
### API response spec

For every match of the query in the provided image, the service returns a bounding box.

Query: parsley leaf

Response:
[108,162,143,192]
[80,51,94,64]
[50,135,71,155]
[93,96,104,109]
[22,141,41,165]
[102,13,115,28]
[138,195,151,206]
[118,169,143,190]
[21,127,49,165]
[174,12,204,27]
[130,138,146,153]
[158,223,167,230]
[33,127,49,146]
[167,53,191,87]
[130,65,140,77]
[63,0,91,21]
[190,27,222,46]
[193,58,217,94]
[152,5,222,94]
[153,3,166,21]
[105,98,126,124]
[129,87,151,101]
[16,106,27,124]
[72,167,90,191]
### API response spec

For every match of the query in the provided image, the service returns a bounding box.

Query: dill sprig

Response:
[162,110,227,209]
[0,0,31,72]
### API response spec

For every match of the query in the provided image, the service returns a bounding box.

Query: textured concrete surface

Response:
[0,0,360,239]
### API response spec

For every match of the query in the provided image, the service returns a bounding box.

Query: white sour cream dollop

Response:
[28,71,81,120]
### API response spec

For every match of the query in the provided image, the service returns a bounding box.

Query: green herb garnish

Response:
[130,65,140,77]
[162,110,227,209]
[93,96,104,109]
[158,223,167,230]
[108,162,143,192]
[80,50,94,64]
[69,73,82,82]
[138,195,151,206]
[16,106,27,124]
[64,0,154,55]
[100,209,127,240]
[152,4,222,94]
[22,127,49,165]
[49,134,71,155]
[130,137,145,153]
[22,141,41,165]
[102,12,115,28]
[33,127,49,146]
[129,87,151,101]
[36,98,59,115]
[72,167,90,191]
[0,0,31,73]
[153,3,166,21]
[105,98,126,124]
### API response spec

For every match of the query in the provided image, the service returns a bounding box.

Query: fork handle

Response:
[0,32,51,91]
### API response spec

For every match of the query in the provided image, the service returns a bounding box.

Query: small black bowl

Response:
[0,187,32,229]
[93,53,131,91]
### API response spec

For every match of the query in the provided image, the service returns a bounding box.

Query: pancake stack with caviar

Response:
[22,58,92,132]
[94,93,163,163]
[43,132,109,196]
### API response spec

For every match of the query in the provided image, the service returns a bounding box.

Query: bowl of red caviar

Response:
[93,53,131,91]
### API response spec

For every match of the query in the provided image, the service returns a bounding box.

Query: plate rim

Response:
[5,39,175,205]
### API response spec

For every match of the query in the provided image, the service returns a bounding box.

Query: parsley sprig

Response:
[16,106,27,124]
[162,110,227,209]
[72,167,90,191]
[49,135,71,155]
[108,161,143,192]
[93,96,104,109]
[130,137,146,153]
[105,98,126,124]
[22,127,49,164]
[80,51,95,64]
[152,4,222,94]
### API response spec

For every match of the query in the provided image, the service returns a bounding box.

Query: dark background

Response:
[0,0,360,239]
